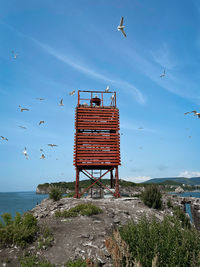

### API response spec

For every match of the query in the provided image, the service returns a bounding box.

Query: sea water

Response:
[0,191,48,218]
[170,191,200,222]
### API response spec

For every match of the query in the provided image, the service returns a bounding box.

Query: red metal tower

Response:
[73,90,121,198]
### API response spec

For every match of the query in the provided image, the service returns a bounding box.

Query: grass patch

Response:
[108,216,200,267]
[20,255,56,267]
[65,259,87,267]
[0,212,38,248]
[55,203,103,218]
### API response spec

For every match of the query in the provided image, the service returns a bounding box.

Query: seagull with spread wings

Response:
[160,69,166,78]
[48,144,58,147]
[11,50,18,59]
[40,154,45,159]
[19,105,30,112]
[23,147,28,160]
[69,90,75,96]
[18,126,27,129]
[39,120,45,125]
[184,110,200,118]
[0,136,8,141]
[117,17,127,37]
[59,98,64,106]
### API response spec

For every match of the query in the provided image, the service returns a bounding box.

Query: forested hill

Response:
[36,179,139,194]
[144,177,200,185]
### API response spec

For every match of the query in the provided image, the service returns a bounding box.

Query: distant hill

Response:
[144,177,200,185]
[158,180,182,186]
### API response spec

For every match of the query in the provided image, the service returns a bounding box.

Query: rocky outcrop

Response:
[175,186,184,194]
[36,185,71,194]
[36,186,49,194]
[28,197,172,266]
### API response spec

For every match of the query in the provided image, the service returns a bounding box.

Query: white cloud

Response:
[123,176,151,183]
[178,170,200,178]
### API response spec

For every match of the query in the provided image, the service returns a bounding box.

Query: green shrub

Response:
[141,185,163,209]
[20,255,56,267]
[173,206,191,229]
[166,199,173,209]
[0,212,38,248]
[37,224,54,249]
[65,259,86,267]
[49,186,62,201]
[55,203,103,218]
[1,213,12,226]
[119,216,200,267]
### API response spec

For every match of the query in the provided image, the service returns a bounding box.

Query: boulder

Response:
[175,186,184,194]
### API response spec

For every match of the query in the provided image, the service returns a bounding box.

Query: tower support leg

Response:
[114,167,120,198]
[110,169,114,189]
[74,167,80,198]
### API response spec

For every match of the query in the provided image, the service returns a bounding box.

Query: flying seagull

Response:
[69,90,75,96]
[19,105,30,112]
[11,50,18,59]
[39,120,45,125]
[59,98,64,106]
[48,144,58,147]
[40,154,45,159]
[18,126,27,129]
[105,86,109,93]
[184,110,200,118]
[0,136,8,141]
[160,69,166,78]
[36,98,45,101]
[117,17,127,37]
[23,147,28,160]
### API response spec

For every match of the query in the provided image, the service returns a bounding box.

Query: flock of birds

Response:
[1,83,116,160]
[1,16,199,161]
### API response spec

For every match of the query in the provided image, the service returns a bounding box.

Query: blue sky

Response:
[1,0,200,191]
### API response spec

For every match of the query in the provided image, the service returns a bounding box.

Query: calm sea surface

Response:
[0,191,48,218]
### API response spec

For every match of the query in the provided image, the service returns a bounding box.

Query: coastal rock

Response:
[175,186,184,194]
[36,186,49,194]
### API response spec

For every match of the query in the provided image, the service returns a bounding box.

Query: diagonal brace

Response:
[80,167,114,196]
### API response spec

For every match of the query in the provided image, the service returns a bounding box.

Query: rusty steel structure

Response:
[73,90,121,198]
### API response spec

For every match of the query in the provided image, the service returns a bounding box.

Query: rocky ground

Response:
[0,196,173,267]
